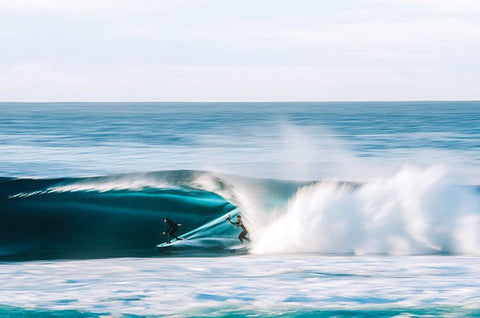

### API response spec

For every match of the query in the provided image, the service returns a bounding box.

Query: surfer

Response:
[163,218,182,243]
[226,214,250,244]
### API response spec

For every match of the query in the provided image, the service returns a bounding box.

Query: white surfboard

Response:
[156,237,184,248]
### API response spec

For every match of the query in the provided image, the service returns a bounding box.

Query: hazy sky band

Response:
[1,0,479,101]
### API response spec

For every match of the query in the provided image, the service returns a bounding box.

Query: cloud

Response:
[0,0,479,101]
[284,19,480,56]
[364,0,480,14]
[1,62,479,102]
[0,0,122,12]
[112,23,156,39]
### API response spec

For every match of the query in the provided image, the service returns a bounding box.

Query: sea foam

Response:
[250,165,480,255]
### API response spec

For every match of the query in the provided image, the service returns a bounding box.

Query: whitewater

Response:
[1,102,479,317]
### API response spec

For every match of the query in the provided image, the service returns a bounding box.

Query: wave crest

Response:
[251,166,480,255]
[1,167,479,260]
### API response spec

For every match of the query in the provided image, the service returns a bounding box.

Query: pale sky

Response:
[0,0,479,101]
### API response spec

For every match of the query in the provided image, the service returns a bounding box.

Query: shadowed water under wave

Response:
[2,169,479,260]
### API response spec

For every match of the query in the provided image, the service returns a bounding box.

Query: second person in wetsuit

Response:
[226,215,250,244]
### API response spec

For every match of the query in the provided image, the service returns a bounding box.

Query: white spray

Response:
[250,165,480,255]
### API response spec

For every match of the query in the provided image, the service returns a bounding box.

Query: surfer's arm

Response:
[226,215,240,227]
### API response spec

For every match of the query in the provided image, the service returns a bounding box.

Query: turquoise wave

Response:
[3,169,478,260]
[0,171,246,260]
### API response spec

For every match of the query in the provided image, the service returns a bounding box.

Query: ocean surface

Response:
[0,101,479,317]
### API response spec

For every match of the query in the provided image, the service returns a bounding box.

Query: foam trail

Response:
[251,165,480,255]
[183,209,238,239]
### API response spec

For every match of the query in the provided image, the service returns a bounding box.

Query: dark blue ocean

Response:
[1,102,479,317]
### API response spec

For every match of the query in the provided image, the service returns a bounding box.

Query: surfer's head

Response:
[237,215,241,220]
[164,218,168,222]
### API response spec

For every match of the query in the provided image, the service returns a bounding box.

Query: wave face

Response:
[1,168,479,260]
[0,171,241,260]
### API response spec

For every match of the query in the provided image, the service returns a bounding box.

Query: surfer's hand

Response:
[162,232,166,235]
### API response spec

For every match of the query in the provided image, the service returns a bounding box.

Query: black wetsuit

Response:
[229,218,250,244]
[164,219,180,242]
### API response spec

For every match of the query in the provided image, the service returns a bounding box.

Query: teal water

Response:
[1,307,479,318]
[1,101,479,181]
[0,102,479,317]
[0,256,479,317]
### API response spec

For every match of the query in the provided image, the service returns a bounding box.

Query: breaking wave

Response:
[1,167,479,260]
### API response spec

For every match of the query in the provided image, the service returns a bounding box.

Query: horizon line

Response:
[0,99,479,104]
